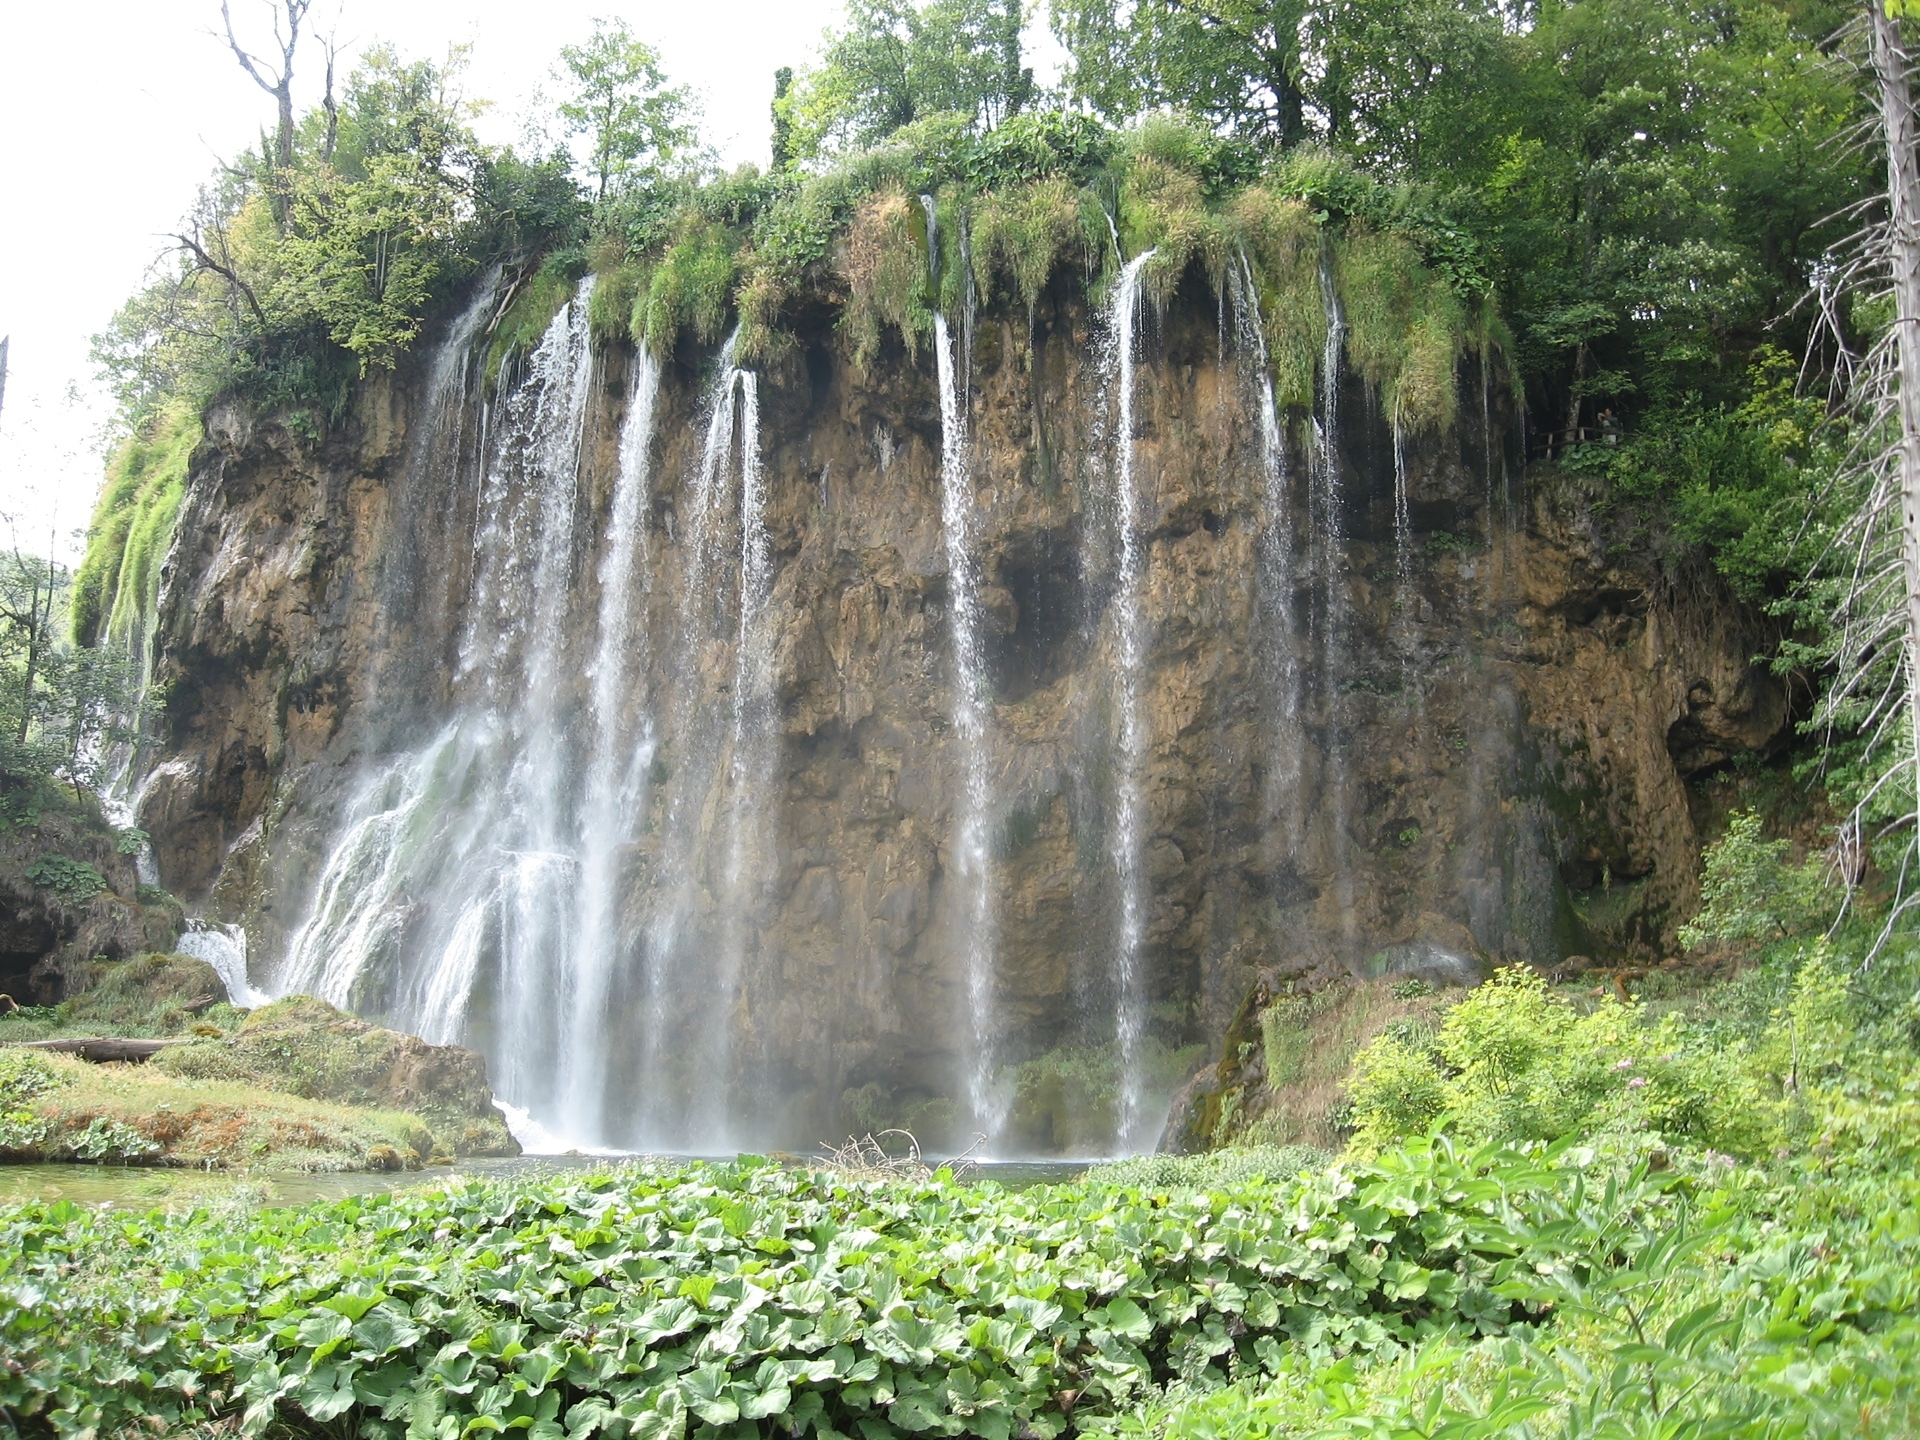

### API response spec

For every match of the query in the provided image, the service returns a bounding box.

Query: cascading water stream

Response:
[1230,251,1304,856]
[921,195,1002,1143]
[279,277,611,1145]
[559,345,662,1138]
[1105,250,1157,1153]
[1312,248,1358,944]
[706,369,776,1141]
[176,921,268,1007]
[1391,417,1418,704]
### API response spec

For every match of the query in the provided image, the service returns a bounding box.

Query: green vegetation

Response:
[0,1140,1711,1438]
[21,854,109,905]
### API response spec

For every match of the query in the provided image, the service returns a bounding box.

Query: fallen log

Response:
[6,1037,184,1063]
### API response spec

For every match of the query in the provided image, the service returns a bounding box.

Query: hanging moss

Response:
[839,189,931,373]
[1338,224,1464,434]
[1229,188,1327,409]
[971,177,1083,314]
[641,217,739,355]
[933,189,970,317]
[72,405,200,649]
[1118,155,1227,309]
[733,262,793,366]
[587,247,648,346]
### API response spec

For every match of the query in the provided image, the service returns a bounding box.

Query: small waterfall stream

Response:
[1105,250,1158,1152]
[279,279,611,1143]
[561,345,662,1137]
[1312,249,1358,944]
[922,196,1003,1144]
[1230,252,1305,858]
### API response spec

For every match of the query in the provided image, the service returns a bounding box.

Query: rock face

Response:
[134,275,1790,1153]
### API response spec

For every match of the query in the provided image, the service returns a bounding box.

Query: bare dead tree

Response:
[1805,2,1920,956]
[220,0,314,226]
[170,191,270,335]
[319,27,340,165]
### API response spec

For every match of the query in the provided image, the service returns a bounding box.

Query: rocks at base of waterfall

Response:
[0,806,182,1006]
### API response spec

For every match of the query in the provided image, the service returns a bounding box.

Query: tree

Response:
[0,531,146,801]
[1810,0,1920,945]
[280,46,489,371]
[772,67,798,171]
[783,0,1035,160]
[0,531,61,748]
[1051,0,1311,147]
[220,0,315,228]
[556,19,694,200]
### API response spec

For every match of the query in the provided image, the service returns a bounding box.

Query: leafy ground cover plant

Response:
[0,1141,1663,1440]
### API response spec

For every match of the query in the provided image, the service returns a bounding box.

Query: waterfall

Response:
[921,195,1002,1144]
[279,277,610,1145]
[1313,248,1358,944]
[1104,250,1157,1153]
[637,335,776,1151]
[176,921,267,1007]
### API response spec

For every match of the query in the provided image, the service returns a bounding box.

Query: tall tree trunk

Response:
[1870,0,1920,824]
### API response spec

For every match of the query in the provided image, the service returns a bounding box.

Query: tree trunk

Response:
[1870,0,1920,831]
[9,1038,185,1063]
[15,563,45,745]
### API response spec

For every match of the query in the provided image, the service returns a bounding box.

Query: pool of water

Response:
[0,1156,1091,1211]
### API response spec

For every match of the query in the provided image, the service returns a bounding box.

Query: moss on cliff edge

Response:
[71,403,199,650]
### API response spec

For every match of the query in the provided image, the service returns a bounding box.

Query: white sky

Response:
[0,0,1065,566]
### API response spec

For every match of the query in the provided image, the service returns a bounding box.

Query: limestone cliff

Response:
[131,275,1790,1153]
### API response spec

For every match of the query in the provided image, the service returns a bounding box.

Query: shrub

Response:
[1345,1031,1450,1153]
[1678,808,1832,951]
[965,111,1113,190]
[971,178,1085,315]
[1347,966,1775,1157]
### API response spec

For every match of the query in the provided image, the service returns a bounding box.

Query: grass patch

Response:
[3,1047,445,1171]
[1084,1144,1328,1190]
